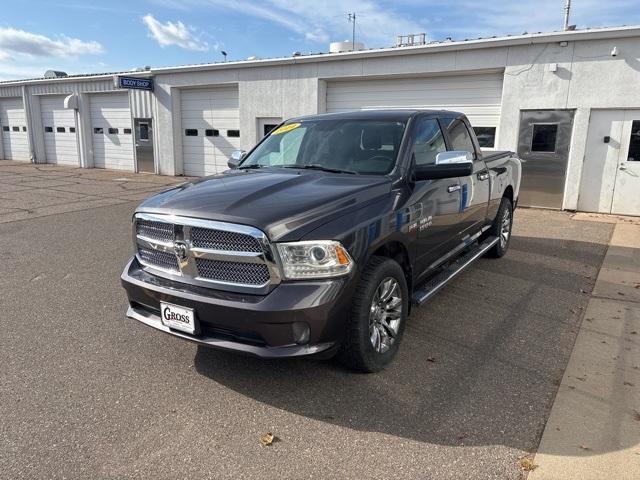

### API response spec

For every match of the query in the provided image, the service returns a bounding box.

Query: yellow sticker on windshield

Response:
[271,123,301,135]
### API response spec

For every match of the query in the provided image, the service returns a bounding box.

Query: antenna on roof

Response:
[347,13,356,51]
[563,0,574,31]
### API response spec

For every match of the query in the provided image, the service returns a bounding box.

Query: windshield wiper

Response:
[238,164,263,170]
[283,164,357,175]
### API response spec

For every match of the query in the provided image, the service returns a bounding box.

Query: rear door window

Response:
[446,118,476,157]
[412,118,446,166]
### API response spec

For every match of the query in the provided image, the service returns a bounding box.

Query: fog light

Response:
[292,322,310,344]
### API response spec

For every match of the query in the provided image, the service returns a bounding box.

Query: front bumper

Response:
[120,257,355,358]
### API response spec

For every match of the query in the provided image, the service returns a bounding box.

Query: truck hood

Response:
[137,169,392,241]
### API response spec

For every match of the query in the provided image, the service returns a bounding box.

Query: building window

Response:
[57,127,66,133]
[94,127,103,134]
[22,126,27,132]
[227,129,240,138]
[185,129,198,136]
[263,124,278,136]
[531,124,558,152]
[473,127,496,148]
[12,126,19,132]
[205,129,219,137]
[2,126,9,132]
[138,123,148,139]
[627,120,640,161]
[45,126,53,132]
[108,127,119,134]
[69,127,76,133]
[124,128,132,134]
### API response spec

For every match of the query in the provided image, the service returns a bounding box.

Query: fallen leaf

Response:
[634,284,640,289]
[579,444,591,451]
[259,433,276,446]
[575,376,587,382]
[570,308,577,314]
[427,356,437,363]
[623,381,634,387]
[519,457,538,471]
[633,410,640,422]
[631,331,638,335]
[618,292,626,296]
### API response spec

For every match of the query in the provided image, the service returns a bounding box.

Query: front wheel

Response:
[337,256,409,373]
[486,197,513,258]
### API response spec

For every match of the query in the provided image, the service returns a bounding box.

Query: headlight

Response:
[276,240,354,279]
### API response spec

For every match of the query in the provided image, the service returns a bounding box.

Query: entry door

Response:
[134,119,154,173]
[611,115,640,216]
[581,110,640,216]
[517,110,575,209]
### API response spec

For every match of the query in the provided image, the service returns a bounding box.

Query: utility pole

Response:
[348,13,356,50]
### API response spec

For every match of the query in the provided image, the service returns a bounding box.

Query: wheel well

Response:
[503,185,514,205]
[371,241,412,294]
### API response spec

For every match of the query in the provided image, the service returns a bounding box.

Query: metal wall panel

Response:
[517,109,575,209]
[129,89,154,118]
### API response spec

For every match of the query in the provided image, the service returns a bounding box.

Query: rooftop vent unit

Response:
[44,70,68,79]
[395,33,427,47]
[330,40,365,53]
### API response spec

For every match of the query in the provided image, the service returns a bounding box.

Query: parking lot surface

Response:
[0,164,614,479]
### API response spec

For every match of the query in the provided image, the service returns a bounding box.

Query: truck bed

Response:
[481,150,514,161]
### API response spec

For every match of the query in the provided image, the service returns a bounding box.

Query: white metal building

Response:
[1,25,640,216]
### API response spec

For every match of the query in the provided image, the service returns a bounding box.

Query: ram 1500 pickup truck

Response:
[121,110,521,372]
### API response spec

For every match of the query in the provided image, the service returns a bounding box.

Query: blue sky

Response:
[1,0,640,81]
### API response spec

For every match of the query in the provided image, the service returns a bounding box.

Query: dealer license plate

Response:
[160,302,196,334]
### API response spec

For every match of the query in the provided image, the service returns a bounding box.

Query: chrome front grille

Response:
[195,258,271,285]
[191,227,262,252]
[133,213,280,293]
[138,245,180,272]
[136,219,174,243]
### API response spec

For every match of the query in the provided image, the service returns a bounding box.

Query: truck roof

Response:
[287,109,465,123]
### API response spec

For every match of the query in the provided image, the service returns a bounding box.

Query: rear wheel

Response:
[487,197,513,258]
[338,256,409,373]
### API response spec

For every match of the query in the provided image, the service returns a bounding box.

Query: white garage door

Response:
[40,95,79,166]
[327,72,504,132]
[0,97,29,161]
[181,86,240,176]
[90,92,134,170]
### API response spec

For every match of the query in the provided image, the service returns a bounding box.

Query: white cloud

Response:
[168,0,423,48]
[0,27,103,60]
[142,14,209,51]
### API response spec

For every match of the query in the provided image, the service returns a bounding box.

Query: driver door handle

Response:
[447,184,461,193]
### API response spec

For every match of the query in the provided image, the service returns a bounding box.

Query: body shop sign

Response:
[118,76,154,91]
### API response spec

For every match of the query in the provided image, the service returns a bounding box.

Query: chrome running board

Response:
[412,236,499,306]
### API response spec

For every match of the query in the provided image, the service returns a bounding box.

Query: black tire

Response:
[486,196,513,258]
[337,256,409,373]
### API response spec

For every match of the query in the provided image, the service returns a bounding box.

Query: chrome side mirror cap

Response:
[228,150,247,169]
[435,151,474,165]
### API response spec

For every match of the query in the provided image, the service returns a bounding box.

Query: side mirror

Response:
[227,150,247,169]
[435,150,474,165]
[414,151,473,180]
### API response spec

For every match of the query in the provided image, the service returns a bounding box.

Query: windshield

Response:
[240,119,406,175]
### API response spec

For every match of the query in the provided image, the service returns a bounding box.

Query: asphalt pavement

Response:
[0,164,614,479]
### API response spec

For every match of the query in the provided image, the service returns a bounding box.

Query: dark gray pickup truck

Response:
[121,110,521,372]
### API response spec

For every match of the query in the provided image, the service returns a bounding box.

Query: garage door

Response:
[90,92,134,170]
[40,95,79,166]
[327,72,503,146]
[0,97,29,161]
[181,86,240,176]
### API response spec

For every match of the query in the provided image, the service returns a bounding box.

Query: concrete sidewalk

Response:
[530,222,640,479]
